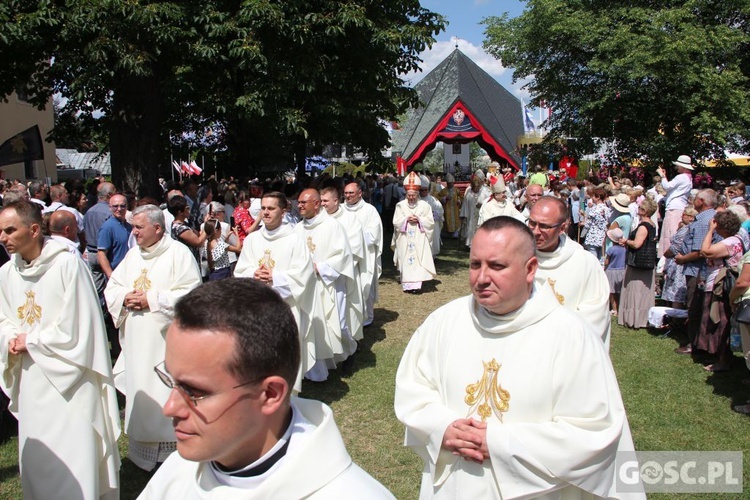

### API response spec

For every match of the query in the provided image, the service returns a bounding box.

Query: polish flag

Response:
[190,160,203,175]
[172,160,182,176]
[181,161,192,175]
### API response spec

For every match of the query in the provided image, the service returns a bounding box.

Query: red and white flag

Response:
[181,161,192,175]
[190,160,202,175]
[172,160,182,176]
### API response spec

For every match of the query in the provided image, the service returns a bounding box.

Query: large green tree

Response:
[483,0,750,166]
[0,1,443,195]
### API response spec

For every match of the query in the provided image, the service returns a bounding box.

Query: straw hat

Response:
[610,193,631,213]
[672,154,694,170]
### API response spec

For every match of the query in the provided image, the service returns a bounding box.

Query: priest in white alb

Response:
[529,197,612,350]
[344,181,383,326]
[105,204,202,471]
[295,189,359,379]
[234,191,318,391]
[394,216,644,499]
[419,175,444,256]
[0,200,121,499]
[321,186,365,342]
[392,172,436,292]
[477,177,525,226]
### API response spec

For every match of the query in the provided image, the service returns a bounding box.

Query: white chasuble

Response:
[421,194,444,255]
[138,398,395,499]
[395,287,642,499]
[105,236,201,446]
[234,224,317,392]
[535,234,612,351]
[477,198,525,227]
[460,186,490,246]
[345,199,383,322]
[392,199,436,285]
[328,206,366,340]
[295,212,359,362]
[0,239,121,499]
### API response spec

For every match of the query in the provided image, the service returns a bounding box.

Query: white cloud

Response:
[402,38,530,103]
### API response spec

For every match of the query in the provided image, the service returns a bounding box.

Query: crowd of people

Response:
[0,152,748,497]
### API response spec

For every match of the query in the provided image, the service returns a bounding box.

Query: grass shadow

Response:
[703,356,750,409]
[0,465,18,483]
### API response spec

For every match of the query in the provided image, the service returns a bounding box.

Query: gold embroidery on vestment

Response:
[547,278,565,305]
[465,358,510,422]
[17,291,42,326]
[307,236,316,254]
[259,249,275,269]
[133,269,152,292]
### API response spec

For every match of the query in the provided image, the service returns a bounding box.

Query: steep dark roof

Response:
[392,49,523,168]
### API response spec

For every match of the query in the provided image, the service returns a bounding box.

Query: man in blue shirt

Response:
[83,181,116,297]
[97,193,132,280]
[675,189,718,353]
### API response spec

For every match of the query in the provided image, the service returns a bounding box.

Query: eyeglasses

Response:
[526,218,563,231]
[110,204,127,209]
[154,361,257,407]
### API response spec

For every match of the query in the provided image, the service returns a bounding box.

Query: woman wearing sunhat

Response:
[606,192,633,253]
[656,154,694,257]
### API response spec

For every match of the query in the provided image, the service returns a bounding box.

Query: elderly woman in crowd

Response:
[582,187,611,261]
[618,198,659,328]
[661,206,697,309]
[696,211,745,372]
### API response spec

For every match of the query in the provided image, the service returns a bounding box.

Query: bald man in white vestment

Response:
[529,196,612,351]
[105,204,202,471]
[0,200,120,499]
[395,216,643,499]
[295,189,359,380]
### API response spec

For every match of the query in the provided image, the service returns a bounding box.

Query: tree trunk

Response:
[110,71,164,199]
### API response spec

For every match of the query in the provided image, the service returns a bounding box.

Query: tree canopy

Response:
[483,0,750,167]
[1,0,444,195]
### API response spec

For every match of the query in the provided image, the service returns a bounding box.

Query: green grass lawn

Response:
[1,234,749,499]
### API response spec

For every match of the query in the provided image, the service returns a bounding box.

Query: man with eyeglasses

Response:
[105,204,202,471]
[295,188,359,380]
[97,194,132,282]
[529,196,612,350]
[139,278,393,498]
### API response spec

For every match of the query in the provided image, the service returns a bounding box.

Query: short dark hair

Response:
[261,191,288,210]
[167,195,188,216]
[3,200,43,226]
[173,279,300,390]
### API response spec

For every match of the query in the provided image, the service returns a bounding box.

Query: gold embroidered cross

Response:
[306,236,316,254]
[133,269,152,292]
[465,358,510,423]
[17,291,42,326]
